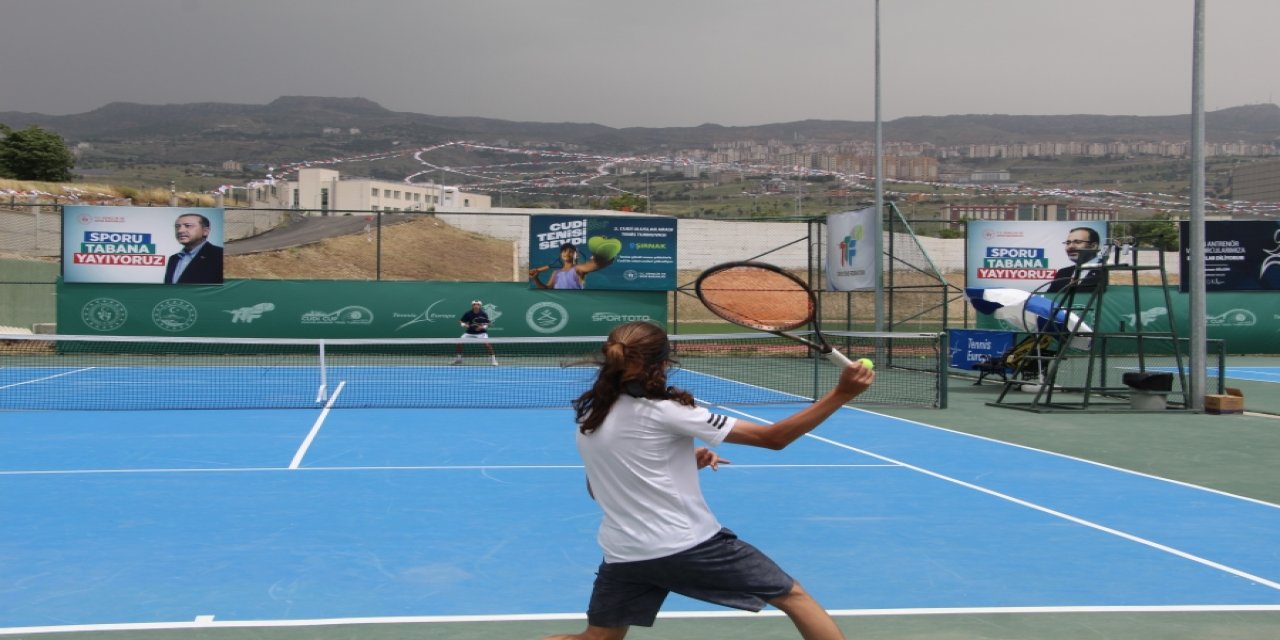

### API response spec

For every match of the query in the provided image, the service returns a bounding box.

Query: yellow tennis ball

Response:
[857,357,875,370]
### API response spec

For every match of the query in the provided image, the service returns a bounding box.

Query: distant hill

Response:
[2,97,1277,166]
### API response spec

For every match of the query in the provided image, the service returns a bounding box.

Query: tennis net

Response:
[0,331,944,411]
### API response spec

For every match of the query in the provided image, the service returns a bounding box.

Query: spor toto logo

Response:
[526,301,569,334]
[152,298,199,332]
[81,297,128,331]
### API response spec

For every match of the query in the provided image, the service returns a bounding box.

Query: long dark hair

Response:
[573,322,694,434]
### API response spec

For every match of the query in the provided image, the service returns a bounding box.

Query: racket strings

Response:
[698,267,814,332]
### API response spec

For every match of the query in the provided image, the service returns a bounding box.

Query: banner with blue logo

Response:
[826,207,879,291]
[947,329,1017,370]
[527,214,677,291]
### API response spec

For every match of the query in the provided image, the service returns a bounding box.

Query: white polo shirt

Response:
[576,395,736,563]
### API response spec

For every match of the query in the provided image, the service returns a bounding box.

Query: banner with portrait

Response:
[62,206,225,285]
[825,207,879,291]
[1179,220,1280,291]
[966,220,1107,293]
[527,214,677,291]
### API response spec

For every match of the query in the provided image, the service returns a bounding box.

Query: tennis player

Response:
[529,242,609,290]
[452,300,497,366]
[545,321,874,640]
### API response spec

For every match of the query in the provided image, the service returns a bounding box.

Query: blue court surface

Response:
[1144,366,1280,384]
[3,399,1280,635]
[1217,366,1280,384]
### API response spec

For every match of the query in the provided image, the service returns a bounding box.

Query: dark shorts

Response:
[586,528,795,628]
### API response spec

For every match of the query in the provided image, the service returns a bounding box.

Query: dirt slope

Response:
[225,216,516,281]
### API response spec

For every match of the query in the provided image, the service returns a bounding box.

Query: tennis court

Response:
[4,344,1280,639]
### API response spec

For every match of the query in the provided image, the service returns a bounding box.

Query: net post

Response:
[315,340,328,403]
[936,332,948,409]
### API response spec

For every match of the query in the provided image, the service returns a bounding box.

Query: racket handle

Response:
[824,349,854,368]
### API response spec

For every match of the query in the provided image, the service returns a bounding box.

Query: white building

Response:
[247,168,492,214]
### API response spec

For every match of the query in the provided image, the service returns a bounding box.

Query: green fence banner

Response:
[974,285,1280,354]
[58,280,667,338]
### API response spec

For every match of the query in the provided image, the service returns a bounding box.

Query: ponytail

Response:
[573,322,693,434]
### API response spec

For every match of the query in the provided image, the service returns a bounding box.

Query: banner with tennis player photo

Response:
[1179,220,1280,291]
[62,206,225,285]
[826,207,880,291]
[527,214,677,291]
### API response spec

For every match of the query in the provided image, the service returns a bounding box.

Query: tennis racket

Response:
[695,261,853,367]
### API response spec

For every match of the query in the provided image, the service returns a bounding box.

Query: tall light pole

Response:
[873,0,886,332]
[1188,0,1207,410]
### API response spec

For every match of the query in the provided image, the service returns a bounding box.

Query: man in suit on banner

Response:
[1046,226,1101,294]
[164,212,224,284]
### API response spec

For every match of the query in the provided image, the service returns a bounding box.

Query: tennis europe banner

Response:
[62,205,225,285]
[826,207,879,291]
[527,214,677,291]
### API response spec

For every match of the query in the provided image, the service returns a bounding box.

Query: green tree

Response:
[605,192,649,212]
[0,124,76,181]
[1116,213,1180,251]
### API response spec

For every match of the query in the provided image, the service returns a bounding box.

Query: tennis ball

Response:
[857,357,875,370]
[590,236,623,262]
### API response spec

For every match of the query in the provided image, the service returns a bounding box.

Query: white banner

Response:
[965,220,1107,293]
[826,207,879,291]
[62,206,225,285]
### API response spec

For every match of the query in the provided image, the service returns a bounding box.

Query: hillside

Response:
[2,98,1277,166]
[225,215,516,282]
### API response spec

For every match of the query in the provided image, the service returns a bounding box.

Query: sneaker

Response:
[451,356,463,365]
[490,356,499,366]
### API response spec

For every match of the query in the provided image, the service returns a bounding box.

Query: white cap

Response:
[471,299,483,305]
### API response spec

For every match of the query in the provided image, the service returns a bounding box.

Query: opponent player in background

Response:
[545,321,874,640]
[452,300,497,366]
[529,240,617,290]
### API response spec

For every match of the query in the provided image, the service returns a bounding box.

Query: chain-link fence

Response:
[5,202,1178,335]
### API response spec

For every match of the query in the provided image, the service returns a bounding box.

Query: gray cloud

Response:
[1,0,1274,127]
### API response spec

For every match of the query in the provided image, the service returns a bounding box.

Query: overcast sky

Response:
[1,0,1274,128]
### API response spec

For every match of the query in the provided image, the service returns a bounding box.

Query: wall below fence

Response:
[55,280,666,338]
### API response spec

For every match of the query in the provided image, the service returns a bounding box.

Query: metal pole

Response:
[873,0,886,332]
[1188,0,1207,410]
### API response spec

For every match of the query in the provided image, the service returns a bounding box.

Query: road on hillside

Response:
[225,214,416,255]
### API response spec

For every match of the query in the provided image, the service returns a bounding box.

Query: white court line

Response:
[0,367,96,390]
[720,405,1280,592]
[847,404,1280,511]
[5,604,1280,636]
[288,380,345,470]
[0,463,894,477]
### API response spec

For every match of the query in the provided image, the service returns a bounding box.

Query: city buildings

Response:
[1231,159,1280,203]
[246,168,491,213]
